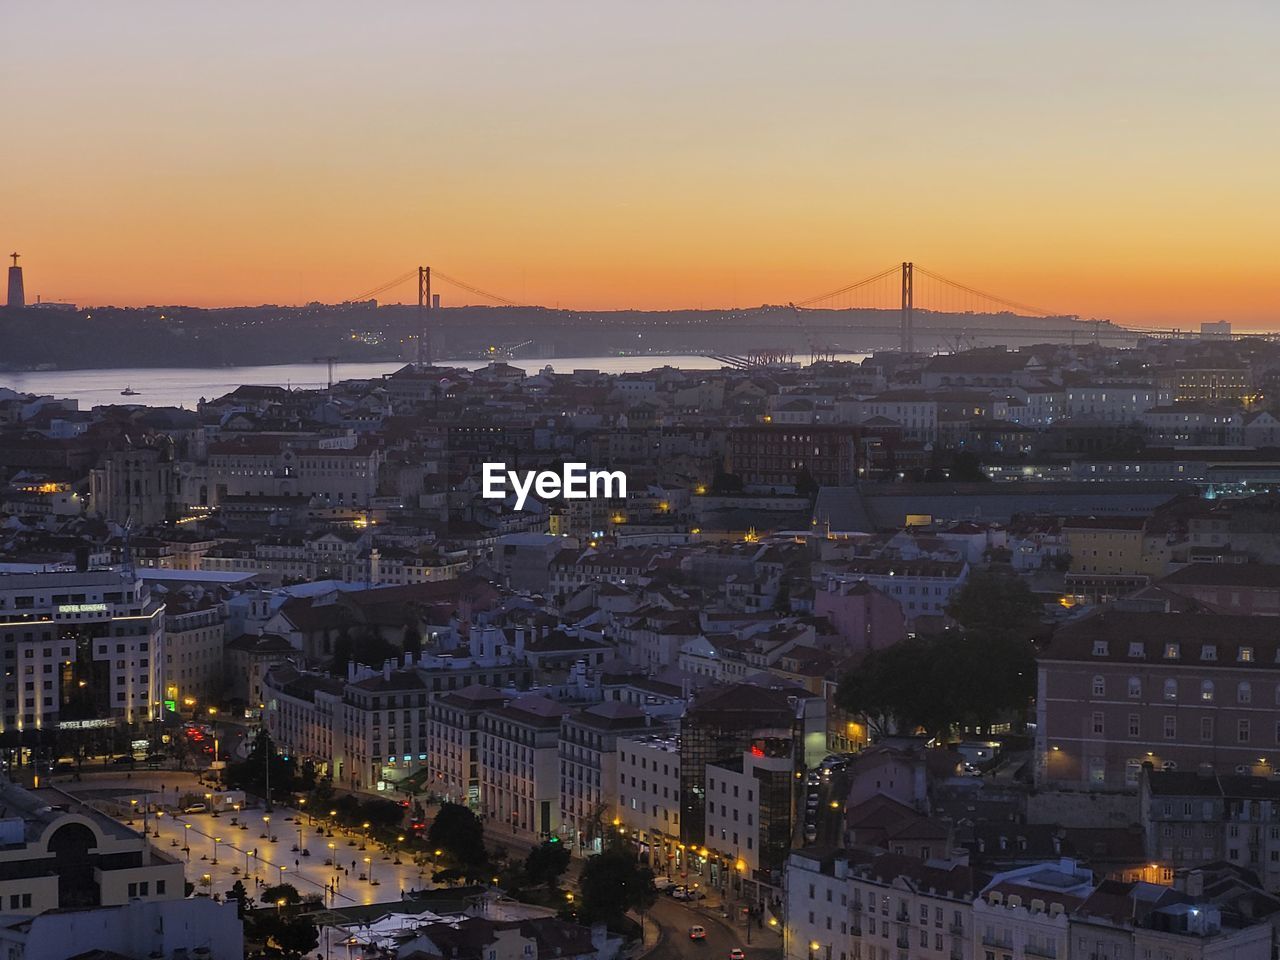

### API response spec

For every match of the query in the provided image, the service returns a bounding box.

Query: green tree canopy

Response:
[946,571,1042,641]
[427,802,488,879]
[577,846,656,931]
[525,840,571,891]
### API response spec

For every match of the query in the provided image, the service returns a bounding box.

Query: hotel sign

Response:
[57,603,108,615]
[58,718,116,730]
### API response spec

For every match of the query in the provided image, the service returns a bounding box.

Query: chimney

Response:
[1186,869,1204,898]
[383,660,393,681]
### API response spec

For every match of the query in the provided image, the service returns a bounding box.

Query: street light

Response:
[183,822,191,859]
[328,840,337,865]
[212,836,222,865]
[364,855,374,885]
[128,799,138,825]
[262,814,271,840]
[360,821,371,850]
[394,835,405,865]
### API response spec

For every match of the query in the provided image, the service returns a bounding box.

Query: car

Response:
[672,885,689,899]
[111,755,135,765]
[182,803,208,814]
[145,752,167,763]
[689,926,706,941]
[730,950,745,960]
[653,877,674,891]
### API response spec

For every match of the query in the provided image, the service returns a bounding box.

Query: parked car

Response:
[730,950,745,960]
[689,926,707,941]
[653,876,674,891]
[182,803,208,814]
[111,755,135,765]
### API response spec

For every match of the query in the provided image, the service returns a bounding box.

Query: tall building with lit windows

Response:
[1036,610,1280,791]
[0,569,165,733]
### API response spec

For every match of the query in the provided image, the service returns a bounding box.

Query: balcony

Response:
[1025,945,1057,959]
[896,935,910,950]
[981,935,1013,950]
[949,923,965,936]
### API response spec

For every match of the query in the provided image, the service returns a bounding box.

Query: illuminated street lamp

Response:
[183,822,191,858]
[364,855,374,885]
[360,821,371,850]
[212,836,222,865]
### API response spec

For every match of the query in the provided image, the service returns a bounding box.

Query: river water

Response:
[0,353,871,411]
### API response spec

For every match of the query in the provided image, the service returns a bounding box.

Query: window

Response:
[1092,712,1105,735]
[1201,680,1214,702]
[1239,720,1251,743]
[1239,682,1252,704]
[1128,677,1142,698]
[1128,642,1145,658]
[1126,759,1142,785]
[1164,643,1180,659]
[1128,714,1140,737]
[1164,716,1176,740]
[1201,645,1217,661]
[1092,641,1109,657]
[1201,717,1214,741]
[1239,646,1255,663]
[1092,676,1105,697]
[1164,679,1177,701]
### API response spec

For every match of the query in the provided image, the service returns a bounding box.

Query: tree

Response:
[426,802,488,879]
[261,883,301,907]
[947,572,1042,642]
[577,845,656,931]
[834,627,1037,740]
[524,840,570,891]
[227,879,253,918]
[224,729,299,800]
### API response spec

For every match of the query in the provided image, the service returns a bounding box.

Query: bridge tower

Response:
[417,265,432,365]
[900,261,914,353]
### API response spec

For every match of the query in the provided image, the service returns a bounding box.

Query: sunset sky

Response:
[7,2,1280,326]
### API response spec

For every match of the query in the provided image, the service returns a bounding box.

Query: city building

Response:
[0,568,164,729]
[559,701,649,855]
[479,693,570,840]
[1036,610,1280,790]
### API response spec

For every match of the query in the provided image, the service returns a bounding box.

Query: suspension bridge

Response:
[347,261,1221,366]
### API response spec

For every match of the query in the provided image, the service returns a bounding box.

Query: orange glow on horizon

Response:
[6,3,1279,328]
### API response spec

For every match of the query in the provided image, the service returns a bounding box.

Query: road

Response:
[647,893,780,960]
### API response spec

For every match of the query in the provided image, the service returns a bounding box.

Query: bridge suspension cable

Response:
[348,268,524,306]
[912,265,1065,318]
[793,265,901,309]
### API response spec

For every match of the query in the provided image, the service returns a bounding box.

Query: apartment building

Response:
[785,850,983,960]
[161,591,226,708]
[1036,610,1280,790]
[339,664,432,792]
[1140,769,1280,889]
[480,693,571,841]
[262,663,345,780]
[616,732,682,871]
[425,684,508,807]
[820,560,968,625]
[559,701,649,854]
